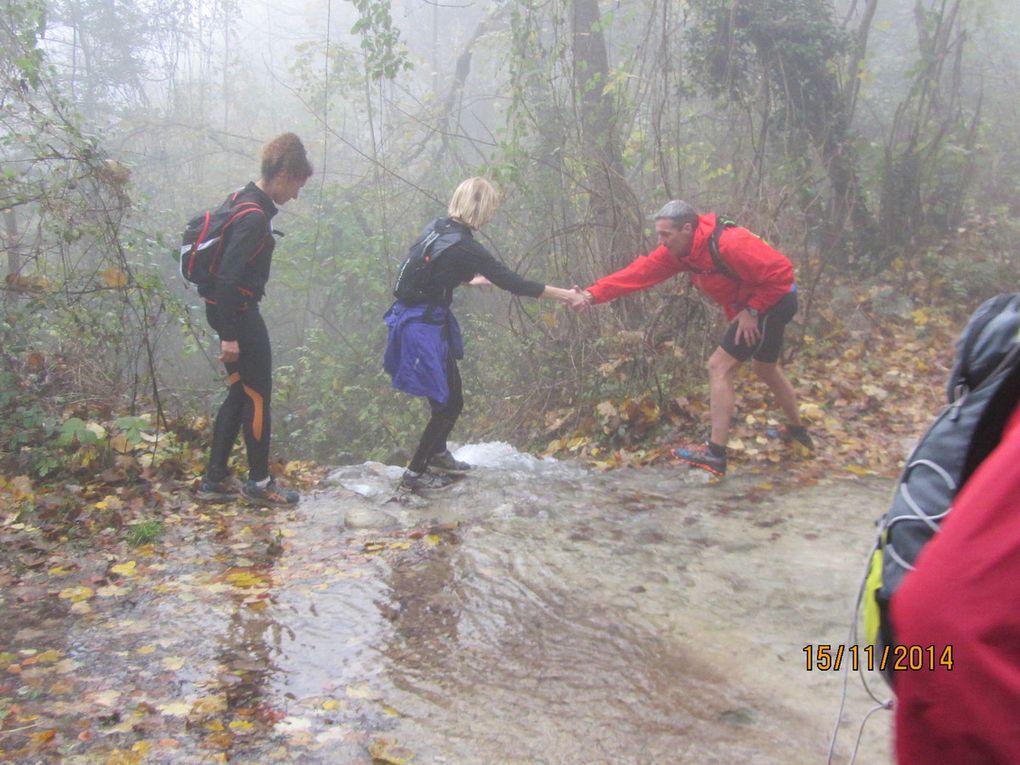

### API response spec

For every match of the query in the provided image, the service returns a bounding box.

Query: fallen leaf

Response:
[58,586,95,603]
[110,560,137,576]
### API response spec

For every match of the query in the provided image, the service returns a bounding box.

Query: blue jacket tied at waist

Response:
[383,302,464,405]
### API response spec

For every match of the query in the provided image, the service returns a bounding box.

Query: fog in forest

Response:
[3,0,1019,462]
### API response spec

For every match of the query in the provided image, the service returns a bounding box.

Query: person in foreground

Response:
[384,177,580,493]
[197,133,313,506]
[892,397,1020,763]
[571,200,811,476]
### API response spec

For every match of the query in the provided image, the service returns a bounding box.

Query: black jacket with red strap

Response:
[198,182,278,342]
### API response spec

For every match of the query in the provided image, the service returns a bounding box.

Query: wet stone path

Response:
[1,444,894,764]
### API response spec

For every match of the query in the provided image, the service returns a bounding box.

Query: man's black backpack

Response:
[392,218,467,305]
[708,215,740,281]
[178,191,268,288]
[862,293,1020,683]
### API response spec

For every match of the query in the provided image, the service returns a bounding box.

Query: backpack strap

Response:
[708,215,740,282]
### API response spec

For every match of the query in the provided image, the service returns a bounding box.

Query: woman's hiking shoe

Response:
[430,449,472,473]
[197,476,242,502]
[780,425,814,453]
[399,470,459,494]
[673,446,727,476]
[240,478,300,507]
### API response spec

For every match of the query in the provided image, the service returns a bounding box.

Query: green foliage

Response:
[2,0,48,89]
[346,0,412,80]
[125,520,164,546]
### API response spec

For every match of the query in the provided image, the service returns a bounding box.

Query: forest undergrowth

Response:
[0,273,974,560]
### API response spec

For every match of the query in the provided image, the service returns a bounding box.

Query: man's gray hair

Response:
[653,199,699,229]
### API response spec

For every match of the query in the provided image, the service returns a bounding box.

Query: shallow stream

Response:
[1,444,895,764]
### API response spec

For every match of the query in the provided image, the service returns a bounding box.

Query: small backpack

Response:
[179,191,268,288]
[863,292,1020,683]
[392,218,467,305]
[708,215,740,281]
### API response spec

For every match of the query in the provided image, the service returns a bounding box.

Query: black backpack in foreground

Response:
[392,218,467,305]
[178,191,267,288]
[862,293,1020,684]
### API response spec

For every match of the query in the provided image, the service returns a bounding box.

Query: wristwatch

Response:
[747,307,759,318]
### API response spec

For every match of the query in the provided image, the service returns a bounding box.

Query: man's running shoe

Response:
[399,470,459,494]
[240,478,300,507]
[780,425,814,453]
[430,449,472,473]
[673,445,727,476]
[197,476,242,502]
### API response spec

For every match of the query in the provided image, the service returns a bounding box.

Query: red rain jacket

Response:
[585,213,795,320]
[892,401,1020,764]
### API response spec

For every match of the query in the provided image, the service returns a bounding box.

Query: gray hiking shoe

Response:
[399,470,459,494]
[240,478,300,507]
[197,476,242,502]
[673,445,727,477]
[430,449,472,473]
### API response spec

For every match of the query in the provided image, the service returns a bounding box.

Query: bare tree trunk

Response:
[4,208,19,282]
[570,0,643,273]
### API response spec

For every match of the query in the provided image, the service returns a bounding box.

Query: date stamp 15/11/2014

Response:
[802,644,954,672]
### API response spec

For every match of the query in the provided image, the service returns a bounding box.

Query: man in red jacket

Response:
[572,200,811,476]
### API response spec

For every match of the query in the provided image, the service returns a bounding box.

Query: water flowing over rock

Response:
[0,443,893,764]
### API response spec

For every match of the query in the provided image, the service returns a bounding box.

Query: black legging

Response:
[205,305,273,482]
[408,355,463,473]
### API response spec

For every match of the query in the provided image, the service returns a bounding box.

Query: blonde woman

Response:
[384,177,580,493]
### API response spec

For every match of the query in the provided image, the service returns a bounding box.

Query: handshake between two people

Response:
[466,275,594,312]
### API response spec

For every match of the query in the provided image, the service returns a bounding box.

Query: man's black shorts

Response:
[719,289,798,363]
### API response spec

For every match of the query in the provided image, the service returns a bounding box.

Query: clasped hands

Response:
[465,276,593,312]
[544,285,593,311]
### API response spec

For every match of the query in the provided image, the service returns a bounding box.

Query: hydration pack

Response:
[863,293,1020,683]
[392,218,467,305]
[178,191,269,288]
[708,215,740,281]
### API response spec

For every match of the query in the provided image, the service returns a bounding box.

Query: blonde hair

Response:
[447,177,500,230]
[261,133,314,182]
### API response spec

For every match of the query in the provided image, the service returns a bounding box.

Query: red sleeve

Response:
[718,228,794,312]
[585,245,684,304]
[892,401,1020,764]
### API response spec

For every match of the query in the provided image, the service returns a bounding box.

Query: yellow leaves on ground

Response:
[845,464,874,477]
[157,701,191,717]
[224,569,270,589]
[542,435,591,456]
[798,403,826,422]
[106,740,151,765]
[58,585,94,603]
[21,649,62,666]
[189,694,228,718]
[861,384,889,401]
[110,560,137,576]
[4,474,36,499]
[31,729,57,746]
[91,690,122,708]
[162,656,186,671]
[369,737,416,765]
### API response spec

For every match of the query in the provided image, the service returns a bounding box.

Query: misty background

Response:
[3,0,1019,466]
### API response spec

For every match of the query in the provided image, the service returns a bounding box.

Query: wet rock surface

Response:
[0,443,893,763]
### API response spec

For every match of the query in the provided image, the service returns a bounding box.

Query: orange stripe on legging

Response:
[227,372,241,386]
[242,384,265,442]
